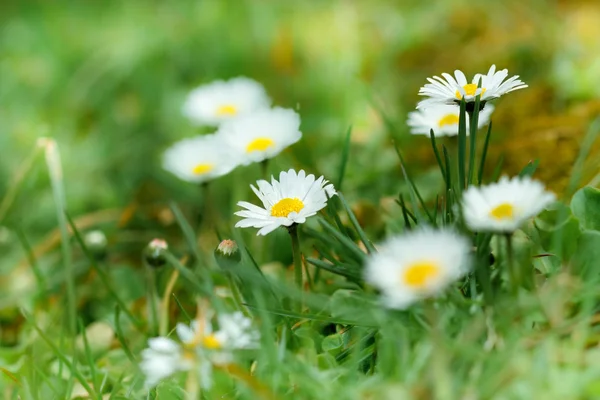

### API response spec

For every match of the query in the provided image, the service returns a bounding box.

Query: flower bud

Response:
[144,238,168,268]
[214,239,241,270]
[84,230,108,260]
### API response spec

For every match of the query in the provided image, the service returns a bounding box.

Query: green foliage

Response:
[3,1,600,399]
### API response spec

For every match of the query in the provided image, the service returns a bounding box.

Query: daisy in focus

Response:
[461,176,555,233]
[407,103,495,137]
[182,77,271,126]
[235,169,336,236]
[364,228,472,309]
[417,65,528,109]
[162,134,239,183]
[140,312,259,389]
[217,107,302,165]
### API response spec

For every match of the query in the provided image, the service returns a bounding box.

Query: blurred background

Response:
[1,0,600,338]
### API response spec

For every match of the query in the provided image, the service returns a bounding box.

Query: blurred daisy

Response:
[140,312,259,389]
[417,65,528,109]
[218,107,301,165]
[235,169,336,236]
[162,134,238,183]
[364,228,471,309]
[182,77,271,126]
[407,104,495,137]
[461,176,555,233]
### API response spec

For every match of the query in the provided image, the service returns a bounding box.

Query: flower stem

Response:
[288,224,303,310]
[505,233,518,293]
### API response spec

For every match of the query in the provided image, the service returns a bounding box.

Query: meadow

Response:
[2,1,600,399]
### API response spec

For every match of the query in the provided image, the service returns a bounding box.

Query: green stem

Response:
[505,233,518,293]
[146,267,159,336]
[288,224,303,310]
[228,273,251,318]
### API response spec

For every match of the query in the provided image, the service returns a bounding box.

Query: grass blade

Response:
[478,121,493,185]
[40,138,76,335]
[66,213,143,330]
[25,313,97,399]
[337,125,353,190]
[467,95,481,185]
[457,99,467,191]
[518,159,540,177]
[317,217,366,262]
[305,257,362,280]
[429,129,446,183]
[337,193,376,254]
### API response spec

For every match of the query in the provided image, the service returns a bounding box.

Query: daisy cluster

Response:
[407,65,526,137]
[143,66,556,390]
[141,310,259,389]
[163,77,302,183]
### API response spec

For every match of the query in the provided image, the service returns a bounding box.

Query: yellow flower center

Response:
[202,334,222,350]
[216,104,238,116]
[489,203,514,220]
[455,83,487,99]
[438,113,460,128]
[403,261,441,288]
[192,163,214,175]
[271,197,304,218]
[246,137,275,153]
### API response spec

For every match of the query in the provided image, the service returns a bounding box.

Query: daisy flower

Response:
[217,107,302,165]
[364,228,472,309]
[407,104,495,137]
[461,176,555,233]
[417,65,528,109]
[162,134,239,183]
[235,169,336,236]
[140,312,259,389]
[182,77,271,126]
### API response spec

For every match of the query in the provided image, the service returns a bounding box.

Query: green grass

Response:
[3,1,600,399]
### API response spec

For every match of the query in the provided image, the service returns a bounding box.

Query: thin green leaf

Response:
[338,192,376,254]
[478,121,493,185]
[305,258,362,280]
[169,202,202,262]
[25,314,98,399]
[78,319,98,392]
[66,213,143,330]
[114,305,137,364]
[458,98,467,191]
[518,159,540,177]
[468,92,481,185]
[393,142,434,223]
[317,217,366,262]
[337,125,353,190]
[429,129,446,183]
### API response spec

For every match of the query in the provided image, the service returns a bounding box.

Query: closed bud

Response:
[144,238,168,268]
[84,230,108,260]
[214,239,241,270]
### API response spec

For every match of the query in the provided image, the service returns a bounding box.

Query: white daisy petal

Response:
[235,169,336,236]
[462,176,556,233]
[162,134,239,183]
[182,77,271,126]
[216,107,302,165]
[407,104,494,137]
[364,227,472,310]
[417,65,527,106]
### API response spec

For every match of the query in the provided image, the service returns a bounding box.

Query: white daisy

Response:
[162,134,239,183]
[182,77,271,126]
[417,65,528,109]
[407,104,495,137]
[140,312,260,389]
[235,169,336,236]
[364,228,472,309]
[461,176,555,233]
[139,336,192,388]
[217,107,302,165]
